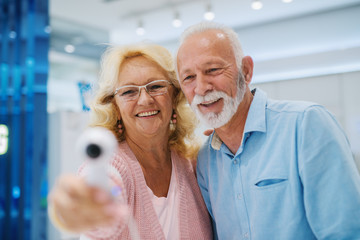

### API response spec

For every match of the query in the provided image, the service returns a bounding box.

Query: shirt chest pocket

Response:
[255,177,288,188]
[253,175,288,190]
[250,175,290,216]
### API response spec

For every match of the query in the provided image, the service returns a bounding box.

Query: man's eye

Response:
[207,68,220,74]
[183,75,194,82]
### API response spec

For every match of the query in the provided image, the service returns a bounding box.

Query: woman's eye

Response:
[149,84,164,91]
[121,89,137,96]
[151,84,163,89]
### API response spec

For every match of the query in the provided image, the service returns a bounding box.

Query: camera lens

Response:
[86,143,102,158]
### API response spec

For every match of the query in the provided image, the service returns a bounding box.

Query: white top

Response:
[147,160,180,240]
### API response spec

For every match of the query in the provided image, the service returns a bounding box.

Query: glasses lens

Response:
[117,87,139,100]
[115,80,170,101]
[146,81,169,96]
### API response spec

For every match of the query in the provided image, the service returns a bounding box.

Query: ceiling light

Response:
[251,0,263,10]
[64,44,75,53]
[172,11,182,28]
[136,20,145,36]
[282,0,293,2]
[204,4,215,21]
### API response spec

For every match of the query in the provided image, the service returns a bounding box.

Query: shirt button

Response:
[233,160,238,164]
[237,194,242,200]
[244,232,249,239]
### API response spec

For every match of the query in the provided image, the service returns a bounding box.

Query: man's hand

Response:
[203,129,214,136]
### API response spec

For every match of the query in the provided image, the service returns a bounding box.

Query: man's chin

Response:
[191,100,231,128]
[197,112,227,129]
[198,108,221,118]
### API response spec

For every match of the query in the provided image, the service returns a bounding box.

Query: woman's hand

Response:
[48,174,128,233]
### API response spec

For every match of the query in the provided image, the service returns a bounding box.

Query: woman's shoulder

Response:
[107,141,140,187]
[112,141,138,164]
[172,150,197,174]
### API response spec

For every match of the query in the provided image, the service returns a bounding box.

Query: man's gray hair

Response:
[177,21,244,71]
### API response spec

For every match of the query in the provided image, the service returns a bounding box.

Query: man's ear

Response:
[241,56,254,84]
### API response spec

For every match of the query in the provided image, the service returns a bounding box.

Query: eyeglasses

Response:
[114,80,172,101]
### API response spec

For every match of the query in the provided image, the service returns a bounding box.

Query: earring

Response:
[171,113,177,124]
[170,109,177,124]
[117,119,124,134]
[170,110,177,131]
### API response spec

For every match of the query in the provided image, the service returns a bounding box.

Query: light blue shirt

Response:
[197,88,360,240]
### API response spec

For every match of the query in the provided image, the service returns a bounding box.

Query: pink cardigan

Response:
[81,141,213,240]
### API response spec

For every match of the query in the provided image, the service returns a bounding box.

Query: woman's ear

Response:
[112,101,121,121]
[241,56,254,84]
[171,87,180,108]
[113,104,124,134]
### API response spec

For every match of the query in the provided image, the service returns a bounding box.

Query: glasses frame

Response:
[113,79,172,101]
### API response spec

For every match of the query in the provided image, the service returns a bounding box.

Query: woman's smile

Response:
[136,110,160,117]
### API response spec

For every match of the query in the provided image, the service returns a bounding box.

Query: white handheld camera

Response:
[77,127,141,240]
[76,127,117,190]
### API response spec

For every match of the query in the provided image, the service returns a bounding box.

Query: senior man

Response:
[176,21,360,240]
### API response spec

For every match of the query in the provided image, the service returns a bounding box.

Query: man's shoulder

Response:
[198,136,212,152]
[266,98,323,115]
[197,136,216,161]
[265,97,338,133]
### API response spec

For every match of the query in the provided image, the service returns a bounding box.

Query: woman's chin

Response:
[138,124,167,137]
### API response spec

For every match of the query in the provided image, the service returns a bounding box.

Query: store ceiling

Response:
[49,0,360,59]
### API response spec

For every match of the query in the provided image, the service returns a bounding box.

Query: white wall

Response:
[47,111,90,240]
[48,52,99,113]
[251,71,360,170]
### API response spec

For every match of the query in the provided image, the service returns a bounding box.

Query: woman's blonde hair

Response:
[89,43,200,159]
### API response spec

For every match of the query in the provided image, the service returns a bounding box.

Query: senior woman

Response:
[48,43,213,240]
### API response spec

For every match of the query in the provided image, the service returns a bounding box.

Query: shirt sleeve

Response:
[298,105,360,239]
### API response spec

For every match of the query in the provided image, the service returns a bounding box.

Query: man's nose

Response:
[194,74,213,96]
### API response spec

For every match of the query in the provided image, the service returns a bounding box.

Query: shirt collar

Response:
[210,88,267,151]
[210,131,222,150]
[244,88,267,134]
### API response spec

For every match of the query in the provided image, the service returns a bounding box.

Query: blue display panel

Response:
[0,0,49,239]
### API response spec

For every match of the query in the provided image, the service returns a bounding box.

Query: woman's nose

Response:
[137,87,154,105]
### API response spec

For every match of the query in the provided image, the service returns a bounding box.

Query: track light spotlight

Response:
[251,0,263,10]
[172,11,182,28]
[204,4,215,21]
[136,20,145,36]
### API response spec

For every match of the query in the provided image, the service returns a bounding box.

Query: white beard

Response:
[190,75,246,129]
